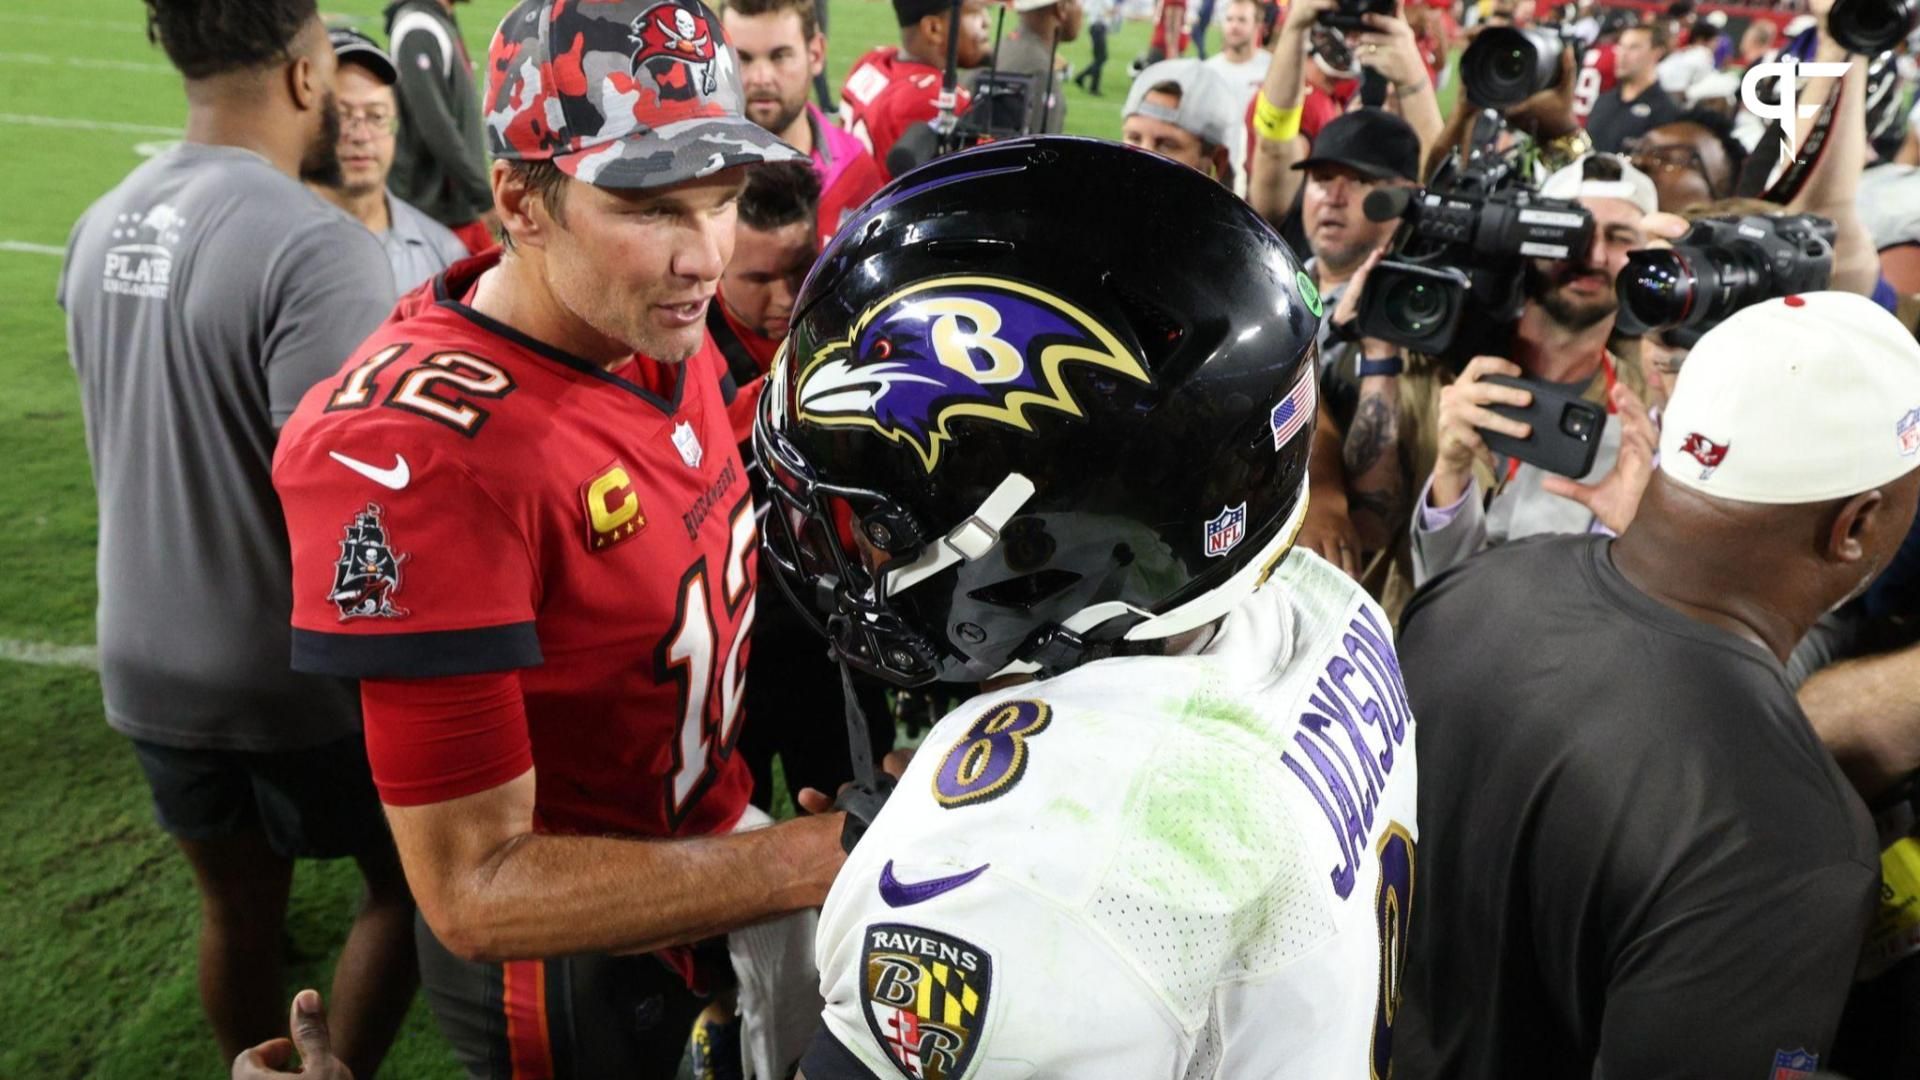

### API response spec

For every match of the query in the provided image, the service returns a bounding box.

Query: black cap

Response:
[329,26,398,85]
[892,0,954,26]
[1291,108,1421,183]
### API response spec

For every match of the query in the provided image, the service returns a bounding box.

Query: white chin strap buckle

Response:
[883,473,1037,596]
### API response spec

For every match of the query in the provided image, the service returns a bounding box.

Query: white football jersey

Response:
[811,551,1419,1080]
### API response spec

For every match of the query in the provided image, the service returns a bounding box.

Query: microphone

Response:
[1364,185,1415,223]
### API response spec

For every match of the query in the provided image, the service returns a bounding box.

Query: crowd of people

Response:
[52,0,1920,1075]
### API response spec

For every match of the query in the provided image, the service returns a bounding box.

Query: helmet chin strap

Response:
[990,484,1311,680]
[883,472,1038,596]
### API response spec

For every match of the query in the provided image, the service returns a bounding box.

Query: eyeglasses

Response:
[336,106,398,136]
[1623,139,1721,198]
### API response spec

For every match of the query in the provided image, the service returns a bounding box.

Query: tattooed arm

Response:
[1345,369,1408,549]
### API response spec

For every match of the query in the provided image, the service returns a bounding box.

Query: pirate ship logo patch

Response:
[328,502,409,621]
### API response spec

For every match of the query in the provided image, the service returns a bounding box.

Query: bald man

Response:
[1397,292,1920,1078]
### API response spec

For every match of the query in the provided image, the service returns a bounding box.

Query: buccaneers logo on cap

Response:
[629,2,719,97]
[791,276,1152,473]
[1680,433,1729,480]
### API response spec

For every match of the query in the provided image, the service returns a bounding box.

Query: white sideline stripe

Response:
[0,112,179,136]
[1,241,63,256]
[0,13,147,33]
[0,639,99,670]
[0,51,172,74]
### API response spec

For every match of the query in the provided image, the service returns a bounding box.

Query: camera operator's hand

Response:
[1352,6,1430,94]
[1542,382,1657,533]
[1430,356,1531,508]
[1332,248,1401,360]
[1499,44,1578,139]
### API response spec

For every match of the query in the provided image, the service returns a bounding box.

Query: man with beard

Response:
[308,28,468,294]
[839,0,991,177]
[273,1,845,1074]
[1407,154,1660,584]
[59,1,411,1075]
[723,0,885,242]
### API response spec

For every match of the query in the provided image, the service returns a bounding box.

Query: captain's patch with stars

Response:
[792,276,1151,472]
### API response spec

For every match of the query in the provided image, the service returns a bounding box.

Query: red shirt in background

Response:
[839,46,973,178]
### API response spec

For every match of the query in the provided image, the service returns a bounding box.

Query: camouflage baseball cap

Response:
[484,0,804,190]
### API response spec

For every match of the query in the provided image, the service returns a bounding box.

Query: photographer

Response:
[1246,0,1442,226]
[1404,155,1660,585]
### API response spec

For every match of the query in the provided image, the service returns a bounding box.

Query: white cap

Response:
[1123,59,1241,151]
[1541,154,1658,216]
[1012,0,1059,10]
[1659,292,1920,504]
[1683,69,1741,106]
[1704,10,1727,27]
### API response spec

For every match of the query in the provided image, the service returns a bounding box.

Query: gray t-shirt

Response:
[383,191,470,295]
[59,143,396,751]
[992,27,1068,135]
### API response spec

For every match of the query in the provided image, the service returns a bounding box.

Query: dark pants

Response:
[415,913,715,1079]
[1079,22,1111,93]
[1193,0,1217,57]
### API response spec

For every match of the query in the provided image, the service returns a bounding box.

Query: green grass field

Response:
[0,1,1152,1075]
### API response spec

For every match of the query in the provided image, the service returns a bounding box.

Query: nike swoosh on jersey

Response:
[329,451,411,490]
[878,860,989,908]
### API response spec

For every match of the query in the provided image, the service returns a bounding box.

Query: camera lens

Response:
[1561,406,1594,439]
[1461,27,1562,108]
[1830,0,1919,56]
[1385,277,1450,335]
[1617,250,1695,331]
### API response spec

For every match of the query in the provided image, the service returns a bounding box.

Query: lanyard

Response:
[1501,350,1615,486]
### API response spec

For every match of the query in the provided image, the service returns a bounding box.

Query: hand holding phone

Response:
[1479,374,1607,478]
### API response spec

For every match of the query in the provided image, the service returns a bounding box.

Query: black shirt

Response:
[1585,81,1682,154]
[1395,535,1878,1079]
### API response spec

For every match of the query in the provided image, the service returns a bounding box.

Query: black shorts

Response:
[415,912,716,1079]
[128,733,390,859]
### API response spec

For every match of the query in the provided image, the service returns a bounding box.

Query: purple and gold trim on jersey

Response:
[931,699,1052,809]
[1278,606,1415,900]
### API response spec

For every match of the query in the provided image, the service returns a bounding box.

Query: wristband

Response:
[1358,353,1404,378]
[1253,91,1304,143]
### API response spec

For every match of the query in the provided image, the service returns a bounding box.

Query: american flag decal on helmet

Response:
[1269,366,1317,450]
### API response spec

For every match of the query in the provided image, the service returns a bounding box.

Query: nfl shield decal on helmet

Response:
[792,275,1151,473]
[1204,503,1247,558]
[1772,1048,1819,1078]
[672,420,704,469]
[1898,408,1920,456]
[329,503,408,621]
[861,923,992,1080]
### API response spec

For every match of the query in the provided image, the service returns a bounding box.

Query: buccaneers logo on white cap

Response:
[1681,433,1730,480]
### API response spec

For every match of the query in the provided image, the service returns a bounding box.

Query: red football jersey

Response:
[273,254,757,839]
[1574,43,1617,122]
[838,46,972,180]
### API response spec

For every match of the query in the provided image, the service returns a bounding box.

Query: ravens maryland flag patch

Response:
[861,923,992,1080]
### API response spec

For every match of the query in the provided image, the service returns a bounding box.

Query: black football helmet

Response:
[754,136,1323,687]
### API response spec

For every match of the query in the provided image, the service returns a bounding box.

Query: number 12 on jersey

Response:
[658,497,758,826]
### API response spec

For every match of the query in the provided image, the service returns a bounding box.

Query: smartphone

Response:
[1477,374,1607,479]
